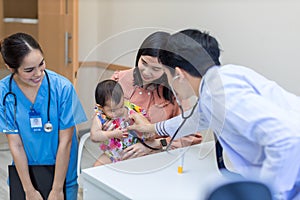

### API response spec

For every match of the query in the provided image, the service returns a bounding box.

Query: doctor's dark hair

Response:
[133,31,174,103]
[95,80,124,107]
[159,29,221,77]
[0,32,43,70]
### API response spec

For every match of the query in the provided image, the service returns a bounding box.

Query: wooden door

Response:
[38,0,78,83]
[0,0,5,67]
[0,0,3,39]
[0,0,39,70]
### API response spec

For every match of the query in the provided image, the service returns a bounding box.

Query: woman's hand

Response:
[47,188,64,200]
[169,133,202,149]
[25,189,43,200]
[122,143,151,160]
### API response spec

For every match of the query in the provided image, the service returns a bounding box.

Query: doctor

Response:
[128,29,300,200]
[0,33,87,199]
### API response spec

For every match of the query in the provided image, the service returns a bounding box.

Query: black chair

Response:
[211,136,273,199]
[207,181,273,200]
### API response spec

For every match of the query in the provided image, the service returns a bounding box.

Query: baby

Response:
[90,79,146,166]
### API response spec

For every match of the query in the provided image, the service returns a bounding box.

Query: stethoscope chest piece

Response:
[44,122,53,133]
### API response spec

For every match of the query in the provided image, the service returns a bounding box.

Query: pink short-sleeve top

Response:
[111,69,180,123]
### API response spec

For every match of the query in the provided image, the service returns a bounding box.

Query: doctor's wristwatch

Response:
[160,138,168,151]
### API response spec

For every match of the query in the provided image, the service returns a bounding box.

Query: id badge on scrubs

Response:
[29,108,43,132]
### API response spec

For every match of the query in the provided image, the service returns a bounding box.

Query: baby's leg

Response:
[94,153,112,167]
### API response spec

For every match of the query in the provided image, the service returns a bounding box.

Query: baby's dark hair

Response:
[95,80,124,107]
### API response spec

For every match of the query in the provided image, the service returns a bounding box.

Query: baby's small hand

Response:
[103,120,115,131]
[113,128,129,139]
[122,130,129,138]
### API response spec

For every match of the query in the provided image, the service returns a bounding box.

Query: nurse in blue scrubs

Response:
[0,33,87,199]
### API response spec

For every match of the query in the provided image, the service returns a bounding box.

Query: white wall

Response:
[79,0,300,96]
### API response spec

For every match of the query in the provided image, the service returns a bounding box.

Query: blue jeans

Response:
[66,184,78,200]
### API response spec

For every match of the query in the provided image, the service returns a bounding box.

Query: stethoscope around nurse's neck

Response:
[2,70,53,133]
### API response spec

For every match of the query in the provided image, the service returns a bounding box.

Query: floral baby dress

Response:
[95,101,146,162]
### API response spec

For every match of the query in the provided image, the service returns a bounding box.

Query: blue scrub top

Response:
[0,70,87,186]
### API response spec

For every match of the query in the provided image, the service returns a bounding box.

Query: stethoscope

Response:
[165,75,198,150]
[2,70,53,133]
[136,75,198,151]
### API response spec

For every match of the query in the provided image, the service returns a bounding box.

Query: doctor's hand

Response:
[127,112,157,139]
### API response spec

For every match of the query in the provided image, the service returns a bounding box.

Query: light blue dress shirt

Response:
[0,70,87,187]
[155,65,300,199]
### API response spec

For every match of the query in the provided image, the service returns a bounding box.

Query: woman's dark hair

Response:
[159,29,221,78]
[133,31,174,103]
[0,32,43,70]
[95,80,124,107]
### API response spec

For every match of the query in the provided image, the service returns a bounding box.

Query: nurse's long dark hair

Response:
[133,31,174,103]
[0,32,43,70]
